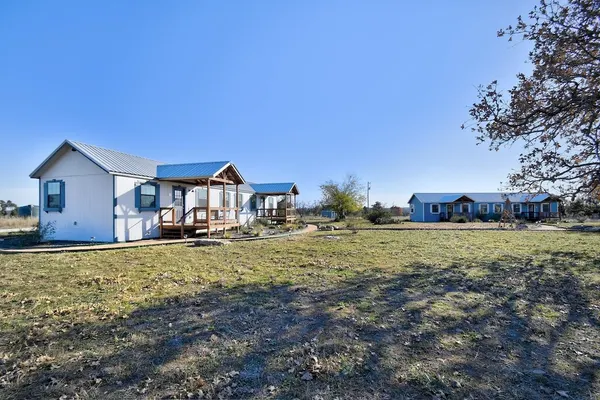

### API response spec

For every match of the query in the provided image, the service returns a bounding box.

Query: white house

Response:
[30,140,299,242]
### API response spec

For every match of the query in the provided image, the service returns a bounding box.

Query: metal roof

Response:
[250,182,299,194]
[226,183,256,193]
[409,192,555,204]
[156,161,230,179]
[30,140,163,178]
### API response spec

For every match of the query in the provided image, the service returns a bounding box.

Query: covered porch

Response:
[439,195,475,221]
[156,161,245,239]
[252,182,300,224]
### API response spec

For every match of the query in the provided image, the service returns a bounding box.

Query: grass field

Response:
[0,217,37,230]
[1,230,599,399]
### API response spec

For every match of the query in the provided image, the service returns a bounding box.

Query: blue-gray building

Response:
[408,193,561,222]
[321,209,337,219]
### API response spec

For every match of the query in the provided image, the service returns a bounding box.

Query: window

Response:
[268,197,274,209]
[410,204,415,214]
[238,193,243,209]
[479,204,489,214]
[430,204,440,214]
[494,203,503,214]
[196,187,207,207]
[44,180,65,212]
[135,182,160,211]
[226,192,231,208]
[140,184,156,208]
[462,203,470,213]
[47,182,61,208]
[542,203,550,213]
[512,203,521,213]
[250,195,257,211]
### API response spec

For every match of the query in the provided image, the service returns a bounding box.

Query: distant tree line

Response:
[0,200,18,216]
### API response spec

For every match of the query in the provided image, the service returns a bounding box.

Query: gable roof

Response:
[250,182,299,195]
[408,192,556,204]
[156,161,228,179]
[30,140,163,178]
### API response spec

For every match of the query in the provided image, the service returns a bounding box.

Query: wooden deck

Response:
[159,206,240,239]
[256,207,297,223]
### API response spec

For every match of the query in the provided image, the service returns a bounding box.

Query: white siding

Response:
[39,148,113,242]
[114,177,196,242]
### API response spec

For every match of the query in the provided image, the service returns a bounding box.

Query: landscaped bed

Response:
[0,230,599,399]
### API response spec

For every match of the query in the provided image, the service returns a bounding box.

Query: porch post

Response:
[207,179,211,238]
[222,181,227,234]
[284,193,288,222]
[236,183,240,233]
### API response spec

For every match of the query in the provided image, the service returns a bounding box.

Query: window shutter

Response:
[135,185,141,210]
[43,181,49,211]
[154,184,160,210]
[60,181,66,210]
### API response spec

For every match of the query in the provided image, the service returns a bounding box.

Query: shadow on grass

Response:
[2,257,599,399]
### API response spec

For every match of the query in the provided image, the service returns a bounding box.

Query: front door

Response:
[446,204,453,219]
[528,204,535,220]
[173,187,185,223]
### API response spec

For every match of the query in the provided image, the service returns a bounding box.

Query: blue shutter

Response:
[135,185,141,211]
[60,181,66,210]
[154,184,160,210]
[43,181,49,211]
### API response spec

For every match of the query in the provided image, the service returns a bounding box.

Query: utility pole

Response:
[367,182,371,210]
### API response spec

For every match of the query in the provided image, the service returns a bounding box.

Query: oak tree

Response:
[466,0,600,200]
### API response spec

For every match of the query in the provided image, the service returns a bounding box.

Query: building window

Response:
[461,203,470,213]
[47,182,61,208]
[250,195,257,211]
[226,192,231,208]
[512,203,521,213]
[410,204,415,214]
[430,204,440,214]
[238,193,243,208]
[140,184,156,208]
[479,204,489,214]
[268,197,274,208]
[135,182,160,211]
[44,180,65,212]
[196,187,207,207]
[542,203,550,213]
[494,203,503,214]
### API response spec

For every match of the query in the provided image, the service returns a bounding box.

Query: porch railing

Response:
[256,207,297,220]
[514,211,560,221]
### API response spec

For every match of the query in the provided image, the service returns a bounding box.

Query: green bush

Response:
[450,215,468,223]
[366,208,393,224]
[374,216,396,225]
[473,218,483,223]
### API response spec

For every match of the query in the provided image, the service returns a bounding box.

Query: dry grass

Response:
[0,230,599,399]
[0,217,37,230]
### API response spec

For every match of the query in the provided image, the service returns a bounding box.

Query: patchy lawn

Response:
[0,230,599,399]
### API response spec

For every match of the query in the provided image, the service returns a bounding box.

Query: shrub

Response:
[365,208,393,224]
[16,221,56,246]
[374,216,395,225]
[450,215,468,223]
[473,218,483,223]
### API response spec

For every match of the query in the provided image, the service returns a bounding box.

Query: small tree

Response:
[320,174,365,220]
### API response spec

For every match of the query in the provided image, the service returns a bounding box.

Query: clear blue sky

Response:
[0,0,537,207]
